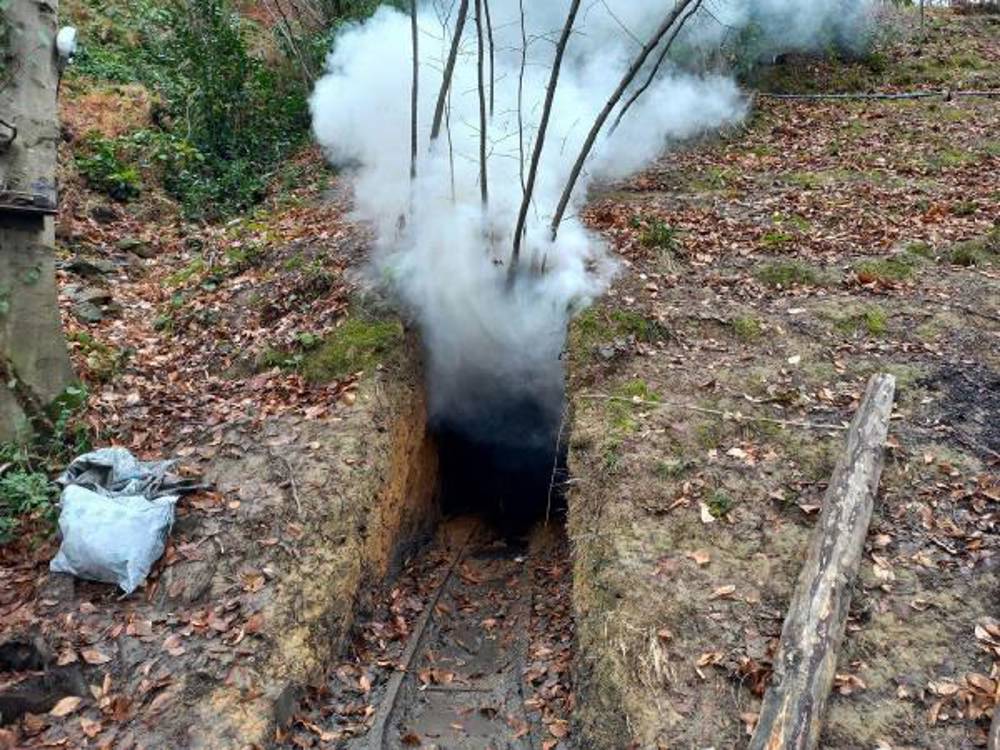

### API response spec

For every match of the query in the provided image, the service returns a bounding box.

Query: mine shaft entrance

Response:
[430,390,569,536]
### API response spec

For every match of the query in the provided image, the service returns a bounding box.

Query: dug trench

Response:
[276,343,578,749]
[0,327,576,749]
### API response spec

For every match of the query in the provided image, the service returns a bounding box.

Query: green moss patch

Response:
[754,260,825,288]
[731,315,763,341]
[946,227,999,267]
[853,256,918,284]
[300,316,404,384]
[569,307,669,362]
[833,305,889,337]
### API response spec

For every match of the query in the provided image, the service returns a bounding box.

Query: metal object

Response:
[0,189,58,219]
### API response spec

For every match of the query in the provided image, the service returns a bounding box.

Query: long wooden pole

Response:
[988,706,1000,750]
[748,373,896,750]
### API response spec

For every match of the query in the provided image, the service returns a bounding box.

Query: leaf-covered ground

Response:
[567,7,999,749]
[1,4,997,750]
[3,43,423,750]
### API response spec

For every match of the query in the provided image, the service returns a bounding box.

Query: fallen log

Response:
[748,373,896,750]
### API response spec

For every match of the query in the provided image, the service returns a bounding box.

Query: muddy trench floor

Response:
[281,518,575,750]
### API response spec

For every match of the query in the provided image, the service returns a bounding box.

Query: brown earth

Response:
[2,342,439,749]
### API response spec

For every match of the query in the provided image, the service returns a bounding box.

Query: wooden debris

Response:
[748,373,896,750]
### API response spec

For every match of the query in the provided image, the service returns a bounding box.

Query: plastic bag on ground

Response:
[50,485,178,594]
[49,447,203,595]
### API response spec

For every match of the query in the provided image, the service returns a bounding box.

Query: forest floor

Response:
[0,4,997,750]
[566,8,999,749]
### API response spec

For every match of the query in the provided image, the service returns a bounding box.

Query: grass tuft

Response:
[731,315,763,341]
[754,261,823,288]
[853,256,918,284]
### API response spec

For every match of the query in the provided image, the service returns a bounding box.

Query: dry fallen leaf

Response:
[126,619,153,637]
[56,648,78,666]
[697,651,723,667]
[49,696,82,718]
[965,673,995,694]
[548,720,569,738]
[162,633,185,657]
[710,584,736,599]
[928,679,959,697]
[80,716,102,738]
[81,648,111,665]
[686,549,711,566]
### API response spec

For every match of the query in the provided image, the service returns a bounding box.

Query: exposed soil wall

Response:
[186,335,439,748]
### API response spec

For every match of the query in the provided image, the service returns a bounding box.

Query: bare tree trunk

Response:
[0,0,74,440]
[517,0,527,194]
[429,0,469,143]
[474,0,488,205]
[549,0,698,241]
[445,89,456,201]
[748,374,896,750]
[989,705,1000,750]
[609,0,702,136]
[410,0,419,180]
[510,0,582,277]
[483,0,495,118]
[266,0,315,85]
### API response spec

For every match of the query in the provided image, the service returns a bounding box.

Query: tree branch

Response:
[510,0,583,277]
[517,0,527,194]
[410,0,419,180]
[474,0,488,205]
[608,0,703,136]
[483,0,495,117]
[430,0,470,143]
[549,0,699,241]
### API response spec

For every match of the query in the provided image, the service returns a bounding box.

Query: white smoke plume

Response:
[311,0,872,431]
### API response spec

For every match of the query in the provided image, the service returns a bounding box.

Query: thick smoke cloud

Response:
[310,0,872,436]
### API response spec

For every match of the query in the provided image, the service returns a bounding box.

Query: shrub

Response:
[0,467,57,545]
[639,218,679,251]
[76,134,142,201]
[67,0,368,218]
